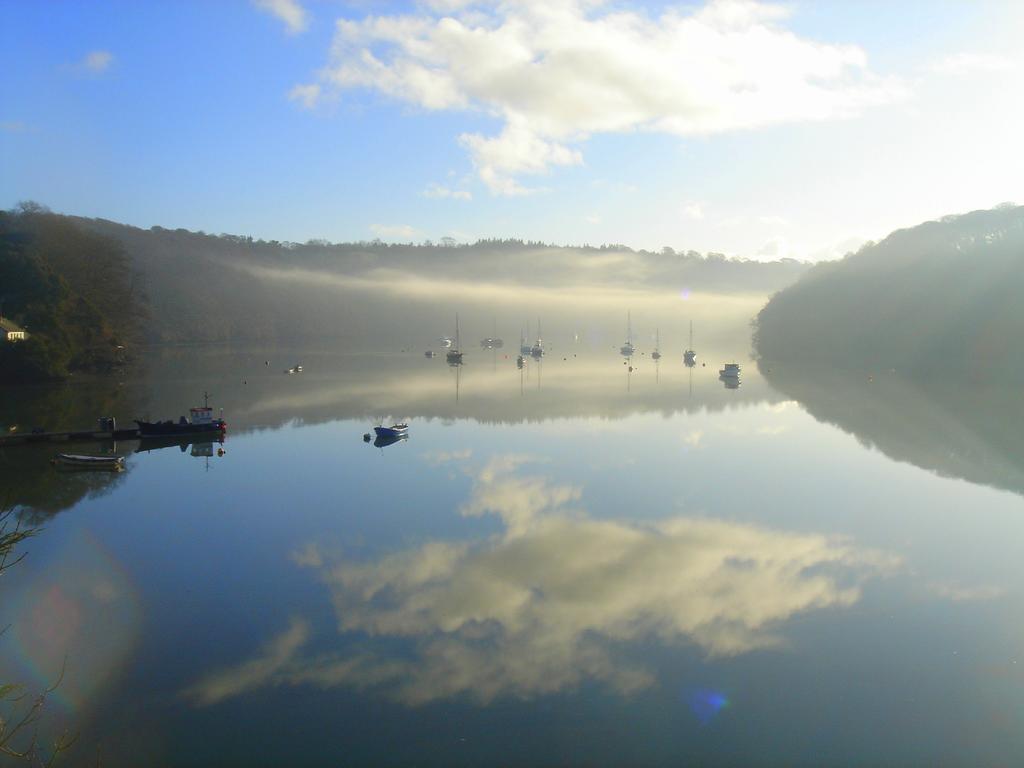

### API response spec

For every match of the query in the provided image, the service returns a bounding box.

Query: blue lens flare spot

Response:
[685,687,730,725]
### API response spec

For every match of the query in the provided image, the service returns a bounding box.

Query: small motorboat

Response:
[425,350,436,358]
[136,392,227,436]
[53,453,126,471]
[719,362,741,378]
[620,311,635,357]
[374,423,409,439]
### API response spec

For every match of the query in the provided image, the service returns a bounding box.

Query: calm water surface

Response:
[2,339,1024,766]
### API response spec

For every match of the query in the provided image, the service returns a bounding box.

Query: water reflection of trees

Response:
[0,376,140,522]
[759,360,1024,498]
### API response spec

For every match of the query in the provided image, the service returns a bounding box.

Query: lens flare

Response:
[685,687,730,725]
[8,530,142,713]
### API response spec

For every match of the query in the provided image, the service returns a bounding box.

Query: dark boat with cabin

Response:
[136,393,227,437]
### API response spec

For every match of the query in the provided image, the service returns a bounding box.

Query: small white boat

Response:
[425,350,436,358]
[620,311,634,357]
[374,424,409,438]
[446,314,464,365]
[719,362,741,378]
[530,318,544,358]
[480,319,503,349]
[54,453,126,471]
[684,321,697,366]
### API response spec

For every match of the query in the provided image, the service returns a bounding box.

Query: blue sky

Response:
[3,0,1023,259]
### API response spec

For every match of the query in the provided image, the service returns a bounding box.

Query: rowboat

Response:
[54,453,126,471]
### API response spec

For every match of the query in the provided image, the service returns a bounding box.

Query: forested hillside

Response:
[78,216,809,344]
[2,203,812,381]
[755,205,1024,375]
[0,204,143,382]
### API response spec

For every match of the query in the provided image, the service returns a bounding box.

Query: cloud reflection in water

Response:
[185,456,895,707]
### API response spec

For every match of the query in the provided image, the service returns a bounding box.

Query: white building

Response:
[1,318,28,342]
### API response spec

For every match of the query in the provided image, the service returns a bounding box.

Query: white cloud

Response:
[288,83,321,108]
[254,0,309,34]
[423,182,472,200]
[757,236,787,257]
[928,52,1019,77]
[369,223,419,240]
[683,203,705,220]
[458,121,583,195]
[305,0,900,193]
[82,50,113,73]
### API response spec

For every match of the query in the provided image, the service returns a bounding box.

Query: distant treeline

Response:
[754,204,1024,376]
[0,204,144,382]
[76,215,809,345]
[1,204,811,381]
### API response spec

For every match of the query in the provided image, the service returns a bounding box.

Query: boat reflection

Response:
[136,434,225,454]
[372,432,408,450]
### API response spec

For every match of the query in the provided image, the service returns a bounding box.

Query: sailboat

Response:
[480,318,504,348]
[530,318,544,359]
[620,311,635,357]
[684,320,697,366]
[446,314,464,365]
[520,324,532,355]
[652,328,662,360]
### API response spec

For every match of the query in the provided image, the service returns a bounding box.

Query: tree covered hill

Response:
[77,216,810,345]
[0,204,143,382]
[755,204,1024,375]
[2,203,812,381]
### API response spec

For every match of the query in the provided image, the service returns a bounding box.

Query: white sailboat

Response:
[530,318,544,358]
[652,328,662,360]
[481,318,503,349]
[684,320,697,366]
[620,311,634,357]
[446,313,464,365]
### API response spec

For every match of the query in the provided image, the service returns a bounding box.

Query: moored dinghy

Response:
[374,423,409,439]
[54,453,126,471]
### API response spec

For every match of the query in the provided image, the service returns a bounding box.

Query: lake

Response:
[3,331,1024,766]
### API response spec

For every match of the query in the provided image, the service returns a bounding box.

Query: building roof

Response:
[0,318,26,333]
